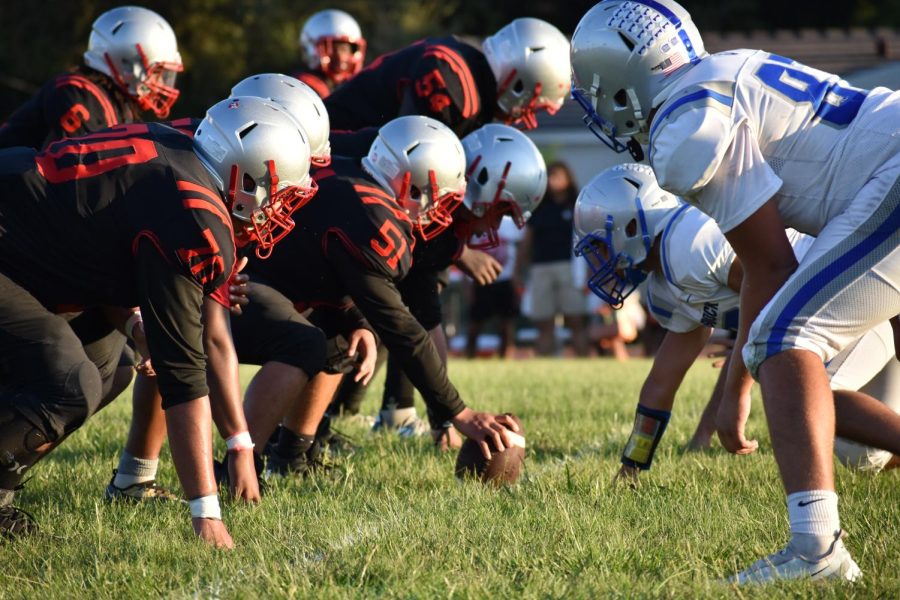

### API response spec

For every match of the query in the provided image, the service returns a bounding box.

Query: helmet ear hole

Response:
[477,167,490,186]
[625,218,638,237]
[614,89,628,107]
[242,173,256,193]
[513,80,525,94]
[409,185,422,200]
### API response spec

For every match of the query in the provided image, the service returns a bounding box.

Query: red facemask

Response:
[105,44,182,118]
[398,169,463,241]
[316,37,366,84]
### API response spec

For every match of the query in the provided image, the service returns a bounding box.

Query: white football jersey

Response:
[645,205,814,333]
[649,49,900,234]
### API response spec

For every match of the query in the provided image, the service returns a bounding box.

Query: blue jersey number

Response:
[755,54,868,127]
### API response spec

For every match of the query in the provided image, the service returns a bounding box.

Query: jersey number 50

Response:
[755,55,868,127]
[36,124,158,184]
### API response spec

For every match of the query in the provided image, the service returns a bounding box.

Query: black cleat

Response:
[0,505,38,539]
[105,469,180,503]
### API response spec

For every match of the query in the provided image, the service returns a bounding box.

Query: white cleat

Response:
[372,407,429,437]
[727,531,862,585]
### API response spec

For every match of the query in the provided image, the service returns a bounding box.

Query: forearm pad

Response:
[621,404,671,470]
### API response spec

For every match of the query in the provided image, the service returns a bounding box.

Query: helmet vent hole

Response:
[623,177,641,190]
[242,174,256,192]
[625,218,638,237]
[111,22,124,35]
[477,167,489,185]
[238,123,258,139]
[618,32,635,51]
[406,142,421,155]
[614,89,628,107]
[513,80,525,93]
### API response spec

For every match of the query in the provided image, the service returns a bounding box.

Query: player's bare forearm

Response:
[689,355,730,450]
[202,299,248,439]
[166,396,217,500]
[639,328,711,412]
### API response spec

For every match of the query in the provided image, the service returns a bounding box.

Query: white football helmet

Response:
[483,18,571,129]
[230,73,331,167]
[362,116,467,240]
[83,6,183,118]
[461,124,547,248]
[573,163,682,307]
[193,96,317,258]
[570,0,706,158]
[299,9,366,84]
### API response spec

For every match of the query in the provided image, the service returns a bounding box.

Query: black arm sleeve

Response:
[307,301,374,340]
[135,238,209,408]
[327,237,465,422]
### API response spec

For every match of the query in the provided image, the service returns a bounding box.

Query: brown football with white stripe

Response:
[454,414,525,486]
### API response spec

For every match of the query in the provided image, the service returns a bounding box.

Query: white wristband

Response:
[189,494,221,520]
[225,431,255,453]
[124,311,143,341]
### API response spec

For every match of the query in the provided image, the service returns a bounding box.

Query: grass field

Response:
[1,358,898,598]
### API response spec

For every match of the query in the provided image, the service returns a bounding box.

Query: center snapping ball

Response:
[455,414,525,486]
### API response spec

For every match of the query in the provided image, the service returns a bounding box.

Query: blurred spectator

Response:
[466,216,523,358]
[516,161,590,356]
[588,291,646,361]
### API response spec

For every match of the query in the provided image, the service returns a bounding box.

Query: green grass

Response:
[2,359,898,598]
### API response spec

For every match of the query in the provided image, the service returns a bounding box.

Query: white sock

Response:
[787,490,840,538]
[113,451,158,488]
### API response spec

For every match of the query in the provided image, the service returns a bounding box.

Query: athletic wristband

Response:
[124,311,143,341]
[225,431,255,453]
[621,404,671,470]
[189,494,221,520]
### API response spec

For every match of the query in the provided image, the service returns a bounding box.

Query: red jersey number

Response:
[35,124,158,184]
[371,221,409,271]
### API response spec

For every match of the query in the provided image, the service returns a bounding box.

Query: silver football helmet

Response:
[461,124,547,248]
[193,96,317,258]
[483,18,571,130]
[299,9,366,84]
[362,116,467,240]
[573,163,682,307]
[570,0,706,157]
[231,73,331,167]
[83,6,183,118]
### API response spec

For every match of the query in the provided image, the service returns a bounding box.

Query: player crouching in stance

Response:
[572,0,899,583]
[248,116,521,474]
[572,164,900,487]
[0,96,314,547]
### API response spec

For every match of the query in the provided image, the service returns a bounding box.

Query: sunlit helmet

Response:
[83,6,183,118]
[573,163,682,307]
[483,18,571,130]
[362,116,467,240]
[570,0,705,157]
[461,124,547,248]
[299,9,366,85]
[231,73,331,167]
[193,96,317,258]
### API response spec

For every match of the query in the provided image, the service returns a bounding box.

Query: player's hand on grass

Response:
[455,246,502,286]
[452,408,519,459]
[227,449,261,504]
[192,517,234,549]
[431,424,463,452]
[228,258,251,316]
[613,464,640,488]
[131,322,156,377]
[348,328,377,385]
[715,392,758,455]
[707,335,735,369]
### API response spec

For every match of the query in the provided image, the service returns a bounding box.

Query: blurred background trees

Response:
[2,0,899,118]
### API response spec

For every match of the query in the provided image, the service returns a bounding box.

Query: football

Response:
[454,414,526,486]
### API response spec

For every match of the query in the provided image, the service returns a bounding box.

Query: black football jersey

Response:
[324,37,497,138]
[294,68,333,99]
[0,70,136,150]
[246,157,415,306]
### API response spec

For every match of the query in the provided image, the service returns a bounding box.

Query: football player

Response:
[246,116,521,474]
[572,0,900,583]
[343,124,548,443]
[295,9,366,99]
[106,73,335,500]
[0,96,314,547]
[572,164,900,487]
[324,18,571,138]
[0,6,182,149]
